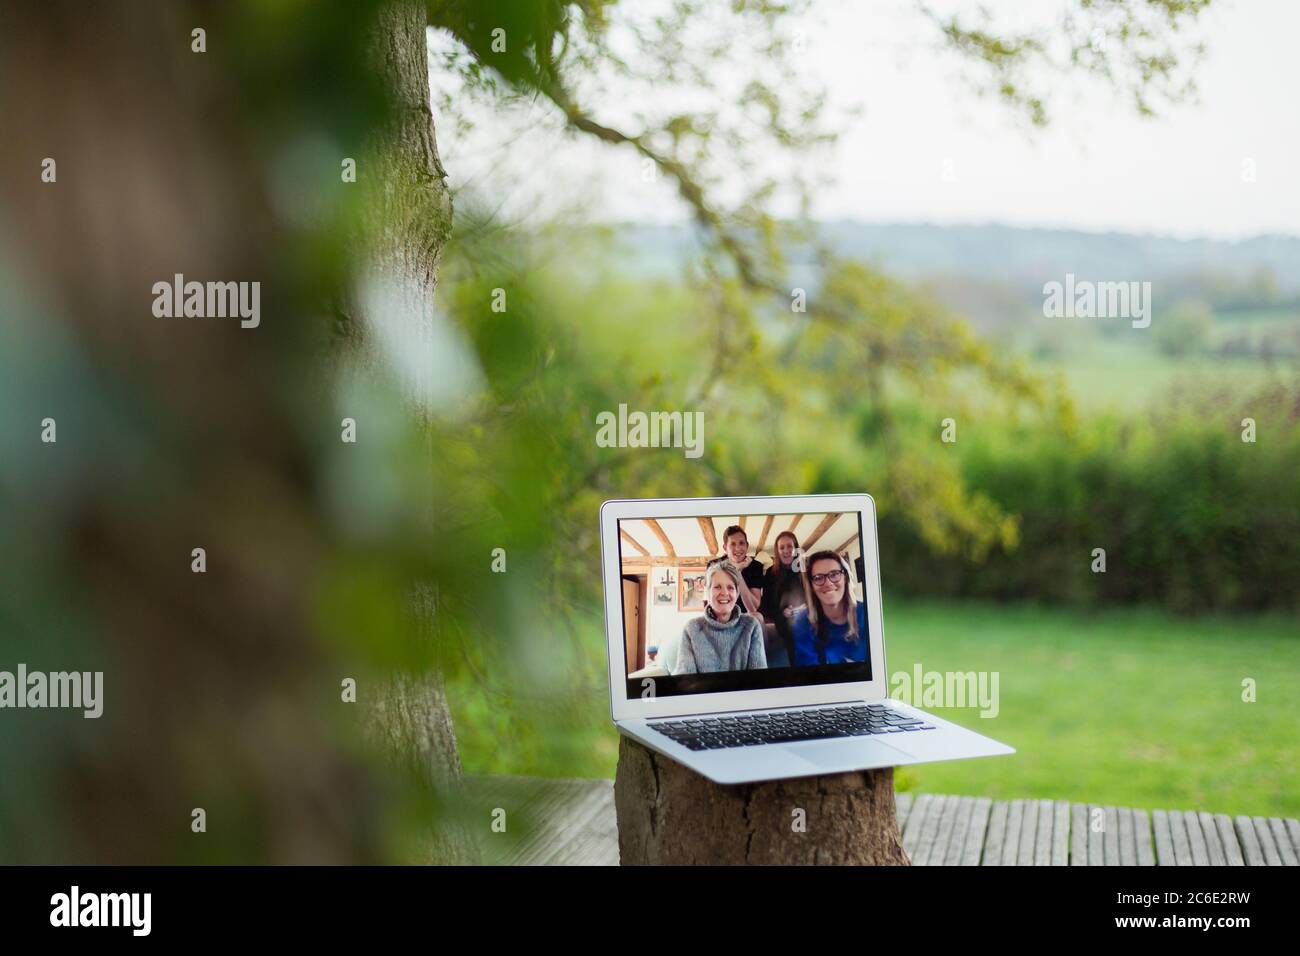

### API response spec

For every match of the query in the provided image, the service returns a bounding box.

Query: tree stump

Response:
[614,737,911,865]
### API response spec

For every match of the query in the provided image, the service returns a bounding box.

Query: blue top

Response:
[791,604,868,666]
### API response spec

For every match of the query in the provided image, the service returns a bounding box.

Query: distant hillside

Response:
[815,222,1300,293]
[608,221,1300,298]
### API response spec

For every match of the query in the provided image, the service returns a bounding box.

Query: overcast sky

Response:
[431,0,1299,240]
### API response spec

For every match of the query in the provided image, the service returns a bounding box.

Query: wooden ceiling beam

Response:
[619,529,650,557]
[801,513,842,550]
[643,518,676,557]
[830,532,859,556]
[696,517,718,556]
[621,556,713,570]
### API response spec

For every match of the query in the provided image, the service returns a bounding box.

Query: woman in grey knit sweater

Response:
[673,564,767,674]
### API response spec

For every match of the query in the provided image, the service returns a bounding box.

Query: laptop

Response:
[600,493,1015,784]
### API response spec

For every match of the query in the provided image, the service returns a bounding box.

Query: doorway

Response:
[621,574,647,672]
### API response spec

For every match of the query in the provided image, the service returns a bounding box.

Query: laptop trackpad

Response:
[793,737,911,770]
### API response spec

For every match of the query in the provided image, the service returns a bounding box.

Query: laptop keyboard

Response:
[650,703,936,751]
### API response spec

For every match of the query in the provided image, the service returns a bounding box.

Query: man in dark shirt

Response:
[709,524,766,616]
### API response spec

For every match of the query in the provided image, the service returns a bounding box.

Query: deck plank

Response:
[1087,804,1104,867]
[1133,809,1154,866]
[1252,817,1282,866]
[1016,798,1038,866]
[1051,801,1070,866]
[1215,814,1245,866]
[1152,810,1175,866]
[929,794,959,865]
[1118,807,1137,867]
[1031,800,1052,866]
[1268,819,1298,866]
[553,784,619,865]
[1168,808,1193,865]
[1234,815,1265,865]
[1285,819,1300,861]
[909,794,938,866]
[982,801,1009,866]
[474,776,563,865]
[902,794,935,861]
[1184,810,1210,866]
[469,776,612,866]
[943,796,976,866]
[962,798,993,866]
[1070,803,1088,866]
[563,783,621,865]
[1102,806,1120,866]
[927,795,962,867]
[1198,811,1226,867]
[467,776,1300,866]
[514,780,615,866]
[1002,799,1024,866]
[895,792,914,831]
[914,795,949,866]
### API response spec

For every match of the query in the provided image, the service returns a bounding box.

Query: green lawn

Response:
[1044,338,1285,412]
[449,600,1300,818]
[884,601,1299,817]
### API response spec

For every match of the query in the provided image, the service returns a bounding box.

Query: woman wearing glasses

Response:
[790,550,868,666]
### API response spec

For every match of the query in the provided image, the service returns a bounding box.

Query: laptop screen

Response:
[616,511,871,699]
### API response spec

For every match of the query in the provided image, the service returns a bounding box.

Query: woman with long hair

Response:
[673,563,767,674]
[759,530,804,667]
[790,550,868,666]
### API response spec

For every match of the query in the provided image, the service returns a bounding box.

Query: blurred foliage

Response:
[1154,298,1214,357]
[924,0,1211,124]
[881,380,1300,612]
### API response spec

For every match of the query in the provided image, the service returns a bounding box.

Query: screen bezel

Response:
[600,494,888,721]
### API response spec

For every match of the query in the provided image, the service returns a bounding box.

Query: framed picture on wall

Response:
[653,585,674,606]
[678,568,707,611]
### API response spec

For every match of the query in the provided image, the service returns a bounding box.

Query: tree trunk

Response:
[614,737,911,865]
[0,0,380,863]
[0,0,471,863]
[356,0,475,863]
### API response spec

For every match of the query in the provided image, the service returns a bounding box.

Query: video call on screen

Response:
[618,512,871,698]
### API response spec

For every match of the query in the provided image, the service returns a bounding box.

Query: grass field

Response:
[883,601,1299,817]
[449,600,1300,818]
[1042,337,1291,412]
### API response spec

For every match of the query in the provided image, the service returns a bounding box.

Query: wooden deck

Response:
[466,776,1300,866]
